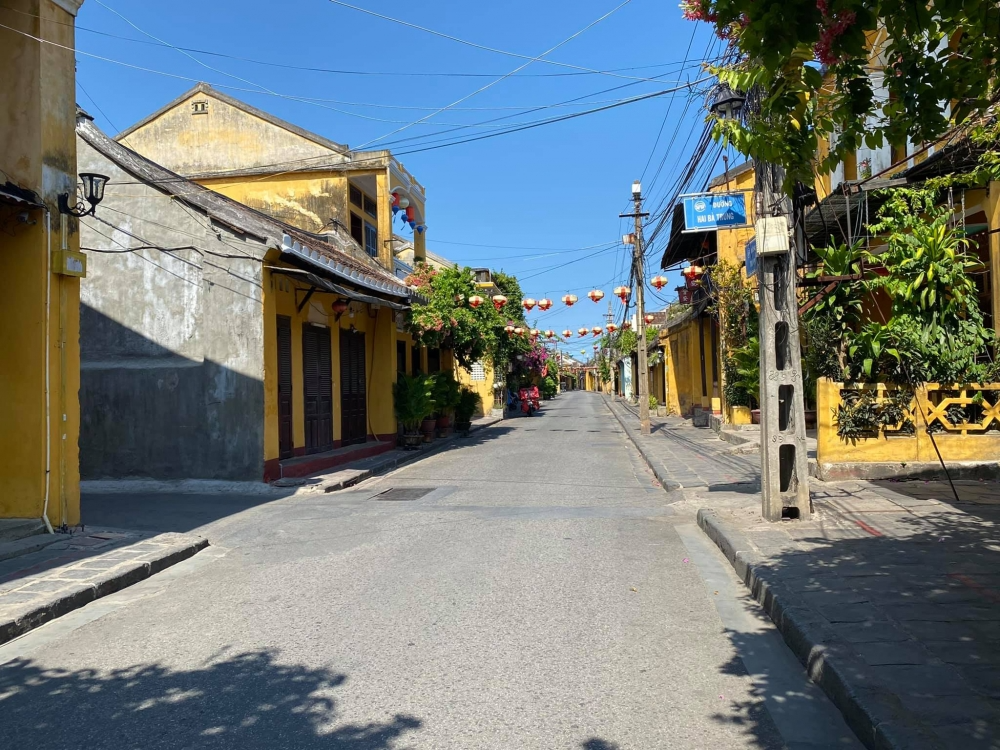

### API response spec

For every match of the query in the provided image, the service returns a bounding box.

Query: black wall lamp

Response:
[58,172,109,217]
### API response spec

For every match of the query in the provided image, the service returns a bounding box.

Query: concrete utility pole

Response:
[621,182,651,434]
[755,163,811,520]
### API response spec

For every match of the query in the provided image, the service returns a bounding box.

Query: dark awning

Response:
[660,203,718,270]
[270,268,410,311]
[803,180,896,250]
[0,182,44,209]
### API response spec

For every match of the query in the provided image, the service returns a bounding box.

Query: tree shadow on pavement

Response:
[581,740,621,750]
[0,648,421,749]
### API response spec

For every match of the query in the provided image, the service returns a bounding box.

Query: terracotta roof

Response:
[78,114,410,299]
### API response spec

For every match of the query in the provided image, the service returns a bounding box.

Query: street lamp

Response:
[58,172,109,217]
[709,84,745,122]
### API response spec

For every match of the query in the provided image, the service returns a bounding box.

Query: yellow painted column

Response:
[262,268,279,466]
[376,170,394,271]
[989,182,1000,335]
[413,226,427,264]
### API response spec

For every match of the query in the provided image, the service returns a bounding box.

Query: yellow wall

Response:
[456,362,495,418]
[0,0,82,525]
[262,263,400,468]
[661,317,715,418]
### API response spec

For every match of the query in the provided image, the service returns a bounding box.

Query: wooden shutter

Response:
[277,316,293,459]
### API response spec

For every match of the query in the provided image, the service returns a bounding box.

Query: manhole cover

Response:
[372,487,435,501]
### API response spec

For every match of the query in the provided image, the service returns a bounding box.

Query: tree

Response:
[681,0,1000,188]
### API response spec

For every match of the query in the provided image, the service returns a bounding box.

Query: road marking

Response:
[675,523,864,749]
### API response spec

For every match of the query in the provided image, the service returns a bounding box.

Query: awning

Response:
[804,181,895,249]
[660,203,717,269]
[0,183,44,209]
[270,268,410,311]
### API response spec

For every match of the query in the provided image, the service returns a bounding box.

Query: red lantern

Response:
[530,328,540,338]
[593,344,599,350]
[578,328,588,337]
[606,323,618,333]
[681,264,704,290]
[405,205,415,222]
[545,330,556,339]
[651,275,668,290]
[644,313,656,325]
[523,298,536,311]
[613,285,631,302]
[468,294,484,308]
[623,320,632,330]
[562,329,573,338]
[332,299,349,316]
[514,326,525,336]
[588,289,605,303]
[562,294,578,306]
[592,326,603,336]
[678,288,693,304]
[505,324,515,335]
[492,294,508,311]
[538,298,553,311]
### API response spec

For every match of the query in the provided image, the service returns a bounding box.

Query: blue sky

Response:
[72,0,728,356]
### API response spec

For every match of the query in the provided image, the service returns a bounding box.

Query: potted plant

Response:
[731,336,761,424]
[432,369,461,438]
[454,387,480,436]
[393,373,434,449]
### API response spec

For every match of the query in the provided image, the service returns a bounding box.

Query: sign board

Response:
[744,237,757,278]
[681,192,749,232]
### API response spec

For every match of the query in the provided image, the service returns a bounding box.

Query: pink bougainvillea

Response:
[814,0,856,65]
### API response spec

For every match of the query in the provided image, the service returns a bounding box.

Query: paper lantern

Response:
[523,298,536,311]
[651,274,668,290]
[492,294,508,311]
[562,294,578,306]
[645,313,656,324]
[562,329,573,338]
[592,326,603,335]
[530,328,540,338]
[613,285,631,302]
[505,324,515,335]
[332,299,349,316]
[606,323,618,333]
[398,196,410,209]
[588,289,605,303]
[593,344,599,350]
[578,328,588,337]
[545,330,556,339]
[623,321,632,330]
[468,295,484,308]
[514,326,525,336]
[538,298,553,311]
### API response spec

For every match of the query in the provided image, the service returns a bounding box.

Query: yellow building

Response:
[658,162,756,421]
[0,0,85,528]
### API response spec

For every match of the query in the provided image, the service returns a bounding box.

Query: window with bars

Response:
[349,184,363,208]
[363,194,377,218]
[364,222,378,258]
[470,361,486,381]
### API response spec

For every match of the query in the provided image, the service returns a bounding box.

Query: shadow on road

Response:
[0,648,422,749]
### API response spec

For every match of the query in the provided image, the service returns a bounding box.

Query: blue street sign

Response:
[681,192,749,232]
[745,237,757,277]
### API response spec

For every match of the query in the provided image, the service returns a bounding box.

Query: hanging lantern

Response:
[530,328,540,338]
[331,299,349,316]
[645,313,656,325]
[562,329,573,338]
[504,324,515,335]
[455,293,465,304]
[398,196,410,209]
[492,294,508,311]
[606,323,618,333]
[681,264,704,290]
[514,326,525,336]
[523,298,536,311]
[538,297,553,311]
[562,294,578,306]
[578,328,588,337]
[613,285,631,302]
[588,289,605,303]
[592,326,603,336]
[468,294,484,308]
[545,330,556,339]
[593,344,599,350]
[623,320,632,330]
[651,274,668,290]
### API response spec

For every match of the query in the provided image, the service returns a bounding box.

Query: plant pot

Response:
[400,432,423,450]
[751,409,761,425]
[436,414,451,429]
[804,409,817,429]
[656,406,667,417]
[420,418,436,443]
[437,426,454,438]
[455,420,472,436]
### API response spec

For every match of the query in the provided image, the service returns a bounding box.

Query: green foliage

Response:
[540,376,558,400]
[406,264,529,370]
[684,0,1000,188]
[730,336,760,408]
[392,373,435,432]
[454,387,480,424]
[710,261,758,408]
[430,370,461,416]
[833,389,914,441]
[802,312,846,382]
[649,394,659,411]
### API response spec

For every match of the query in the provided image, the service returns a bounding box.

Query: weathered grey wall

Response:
[78,135,267,481]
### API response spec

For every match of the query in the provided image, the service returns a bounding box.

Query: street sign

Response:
[681,192,749,232]
[744,237,757,277]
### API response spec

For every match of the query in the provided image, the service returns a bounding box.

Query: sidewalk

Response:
[606,395,1000,749]
[0,528,207,646]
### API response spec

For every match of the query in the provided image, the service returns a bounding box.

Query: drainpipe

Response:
[41,209,54,534]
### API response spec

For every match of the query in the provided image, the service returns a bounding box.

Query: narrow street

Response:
[1,392,858,749]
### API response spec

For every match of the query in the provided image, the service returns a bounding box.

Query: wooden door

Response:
[302,324,333,454]
[277,316,294,459]
[340,330,368,446]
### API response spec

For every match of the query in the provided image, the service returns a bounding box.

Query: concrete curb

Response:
[601,396,682,492]
[0,538,209,647]
[696,509,946,750]
[323,416,502,492]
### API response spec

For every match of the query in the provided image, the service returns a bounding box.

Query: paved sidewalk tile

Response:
[0,528,207,645]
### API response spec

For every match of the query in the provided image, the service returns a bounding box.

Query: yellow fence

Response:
[816,378,1000,478]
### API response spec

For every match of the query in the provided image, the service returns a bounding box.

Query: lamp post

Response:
[620,181,651,434]
[710,83,811,522]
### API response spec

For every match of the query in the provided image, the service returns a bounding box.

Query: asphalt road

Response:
[1,392,859,749]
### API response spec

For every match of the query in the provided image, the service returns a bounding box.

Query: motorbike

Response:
[518,387,541,416]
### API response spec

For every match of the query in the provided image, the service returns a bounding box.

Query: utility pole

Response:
[621,181,651,434]
[755,162,811,521]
